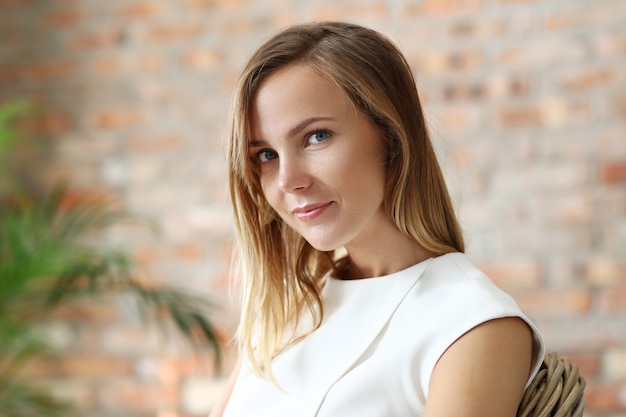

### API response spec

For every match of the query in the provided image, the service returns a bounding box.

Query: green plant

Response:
[0,102,222,416]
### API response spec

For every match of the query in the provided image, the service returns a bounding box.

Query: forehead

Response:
[254,63,340,109]
[249,64,353,138]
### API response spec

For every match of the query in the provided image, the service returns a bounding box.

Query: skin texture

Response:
[249,63,432,279]
[213,63,534,416]
[423,317,533,417]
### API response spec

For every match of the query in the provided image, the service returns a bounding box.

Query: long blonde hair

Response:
[227,21,464,381]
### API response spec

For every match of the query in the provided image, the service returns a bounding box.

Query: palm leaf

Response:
[0,100,223,415]
[0,380,73,417]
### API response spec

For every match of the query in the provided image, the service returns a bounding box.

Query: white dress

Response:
[223,252,545,417]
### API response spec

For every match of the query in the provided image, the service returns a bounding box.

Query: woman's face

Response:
[248,63,393,252]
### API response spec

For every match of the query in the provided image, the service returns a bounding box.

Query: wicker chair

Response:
[517,352,586,417]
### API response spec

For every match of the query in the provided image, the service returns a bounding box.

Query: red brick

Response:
[71,30,126,50]
[53,300,119,323]
[151,354,221,378]
[96,381,179,410]
[185,0,217,11]
[0,67,17,83]
[449,51,483,71]
[24,111,73,135]
[545,4,622,31]
[601,161,626,184]
[488,75,533,98]
[129,133,184,152]
[90,108,142,129]
[598,286,626,313]
[562,68,613,90]
[19,357,58,378]
[59,355,132,378]
[90,56,129,75]
[55,187,118,210]
[96,54,166,75]
[181,48,224,72]
[402,0,482,15]
[309,4,389,22]
[137,54,165,73]
[133,246,161,264]
[42,9,82,26]
[557,352,601,379]
[174,243,205,262]
[187,0,249,11]
[118,2,161,18]
[584,382,626,413]
[498,0,540,3]
[498,105,543,128]
[514,289,591,316]
[585,257,626,286]
[413,50,482,75]
[545,10,585,30]
[330,2,389,22]
[545,99,591,129]
[478,260,543,290]
[443,83,486,101]
[449,19,507,39]
[147,25,204,42]
[348,3,389,20]
[21,61,79,81]
[496,40,585,68]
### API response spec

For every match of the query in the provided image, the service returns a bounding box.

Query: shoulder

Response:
[412,252,542,347]
[422,252,496,287]
[397,252,544,395]
[424,316,534,417]
[412,252,521,316]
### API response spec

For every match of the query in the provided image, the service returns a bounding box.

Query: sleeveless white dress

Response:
[223,252,545,417]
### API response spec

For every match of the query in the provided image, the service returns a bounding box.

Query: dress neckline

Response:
[328,255,436,283]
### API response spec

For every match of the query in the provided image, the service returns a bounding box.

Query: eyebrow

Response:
[249,116,335,148]
[288,116,335,137]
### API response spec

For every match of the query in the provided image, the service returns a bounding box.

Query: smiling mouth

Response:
[293,202,332,221]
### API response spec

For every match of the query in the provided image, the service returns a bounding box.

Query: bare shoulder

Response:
[423,317,533,417]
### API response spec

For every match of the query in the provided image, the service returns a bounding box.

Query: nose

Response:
[277,154,311,193]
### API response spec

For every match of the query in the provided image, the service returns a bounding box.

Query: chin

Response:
[307,242,337,252]
[304,237,342,253]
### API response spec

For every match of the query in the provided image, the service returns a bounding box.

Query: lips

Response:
[292,202,332,221]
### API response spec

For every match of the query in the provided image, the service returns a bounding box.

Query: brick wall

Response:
[0,0,624,416]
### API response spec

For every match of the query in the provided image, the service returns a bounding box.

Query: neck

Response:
[341,224,436,280]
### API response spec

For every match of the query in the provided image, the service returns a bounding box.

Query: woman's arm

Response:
[423,317,533,417]
[208,358,241,417]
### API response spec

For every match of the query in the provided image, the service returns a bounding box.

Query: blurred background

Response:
[0,0,624,416]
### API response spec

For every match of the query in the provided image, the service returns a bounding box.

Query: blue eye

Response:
[307,130,330,145]
[257,149,278,163]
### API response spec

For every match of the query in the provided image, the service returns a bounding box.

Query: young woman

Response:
[212,21,545,417]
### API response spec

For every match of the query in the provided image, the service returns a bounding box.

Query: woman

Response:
[213,21,544,417]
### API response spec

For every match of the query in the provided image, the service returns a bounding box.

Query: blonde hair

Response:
[227,21,464,381]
